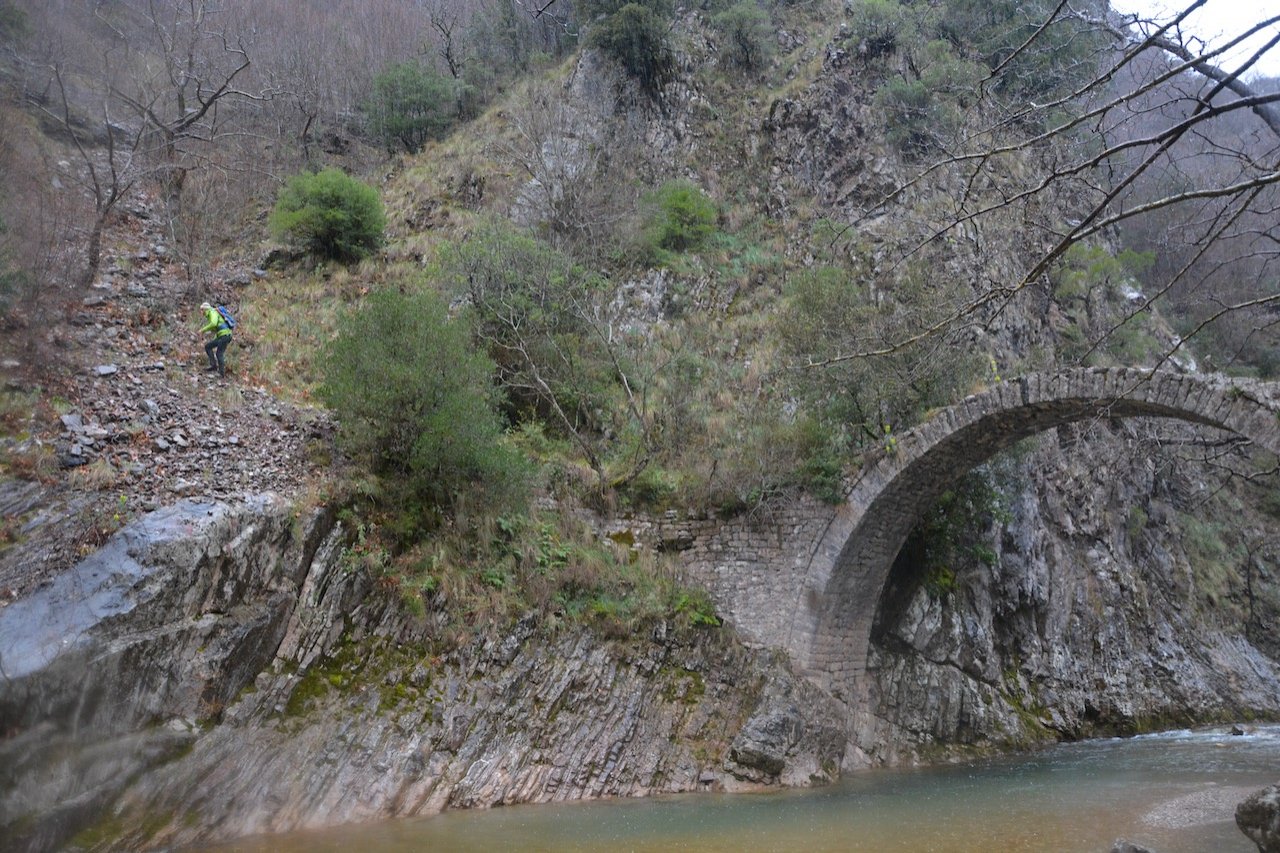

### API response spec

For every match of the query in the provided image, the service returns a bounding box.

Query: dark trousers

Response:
[205,335,231,375]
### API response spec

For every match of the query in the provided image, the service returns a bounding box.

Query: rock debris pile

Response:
[1,196,334,601]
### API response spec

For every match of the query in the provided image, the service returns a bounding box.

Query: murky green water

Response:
[205,725,1280,852]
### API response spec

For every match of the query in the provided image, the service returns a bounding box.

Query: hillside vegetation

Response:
[1,0,1277,643]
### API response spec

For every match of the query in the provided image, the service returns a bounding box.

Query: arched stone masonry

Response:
[789,369,1280,699]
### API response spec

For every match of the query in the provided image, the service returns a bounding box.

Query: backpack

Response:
[216,305,236,330]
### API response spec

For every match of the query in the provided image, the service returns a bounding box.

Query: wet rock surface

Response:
[1238,783,1280,852]
[0,496,342,851]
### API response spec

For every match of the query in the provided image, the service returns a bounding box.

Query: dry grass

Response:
[69,458,121,490]
[236,263,385,400]
[1,441,59,482]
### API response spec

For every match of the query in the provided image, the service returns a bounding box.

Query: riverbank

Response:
[197,726,1280,853]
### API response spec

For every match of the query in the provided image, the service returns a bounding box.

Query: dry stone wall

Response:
[595,499,839,655]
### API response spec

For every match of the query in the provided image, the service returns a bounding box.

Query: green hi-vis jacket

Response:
[201,306,233,339]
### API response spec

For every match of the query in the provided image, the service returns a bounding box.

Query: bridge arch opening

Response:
[796,369,1280,702]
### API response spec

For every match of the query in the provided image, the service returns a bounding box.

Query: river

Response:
[204,725,1280,852]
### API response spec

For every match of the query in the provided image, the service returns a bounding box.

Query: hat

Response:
[200,302,212,310]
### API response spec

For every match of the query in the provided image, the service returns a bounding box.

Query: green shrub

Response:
[877,77,936,156]
[623,464,681,507]
[712,1,773,72]
[438,225,660,490]
[794,415,846,504]
[644,180,718,254]
[913,469,1011,598]
[1104,321,1158,364]
[362,62,459,153]
[319,289,529,527]
[1126,505,1148,542]
[844,0,912,61]
[579,0,674,20]
[778,263,984,467]
[269,169,385,263]
[874,40,981,156]
[587,2,675,96]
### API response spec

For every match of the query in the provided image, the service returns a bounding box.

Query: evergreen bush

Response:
[938,0,1107,103]
[362,62,459,154]
[644,180,718,253]
[441,226,614,438]
[844,0,911,61]
[585,1,675,96]
[269,169,385,263]
[874,39,981,157]
[320,289,529,529]
[712,1,773,72]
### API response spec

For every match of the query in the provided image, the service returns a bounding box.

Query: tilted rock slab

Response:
[0,495,845,851]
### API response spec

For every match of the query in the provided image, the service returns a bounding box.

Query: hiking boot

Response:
[204,366,218,372]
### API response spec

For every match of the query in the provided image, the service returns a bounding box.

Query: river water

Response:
[206,725,1280,852]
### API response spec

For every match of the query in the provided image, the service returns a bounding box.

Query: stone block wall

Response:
[595,499,839,655]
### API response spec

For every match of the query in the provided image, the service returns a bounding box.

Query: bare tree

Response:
[46,63,145,288]
[822,1,1280,371]
[428,1,468,80]
[0,98,82,358]
[500,75,635,253]
[94,0,275,230]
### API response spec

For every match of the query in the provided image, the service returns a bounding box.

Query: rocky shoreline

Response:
[3,488,1279,851]
[0,494,847,851]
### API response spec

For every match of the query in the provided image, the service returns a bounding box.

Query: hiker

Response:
[199,301,234,377]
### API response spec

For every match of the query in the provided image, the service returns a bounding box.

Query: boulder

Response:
[1237,783,1280,852]
[726,662,845,785]
[0,496,338,851]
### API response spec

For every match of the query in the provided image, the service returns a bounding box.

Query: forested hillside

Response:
[1,0,1279,846]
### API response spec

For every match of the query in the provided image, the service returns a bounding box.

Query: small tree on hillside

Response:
[712,1,773,73]
[320,289,529,528]
[269,168,386,263]
[644,180,718,253]
[362,61,459,153]
[585,1,675,97]
[444,225,661,492]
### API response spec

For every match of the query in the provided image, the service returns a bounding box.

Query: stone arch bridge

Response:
[682,368,1280,702]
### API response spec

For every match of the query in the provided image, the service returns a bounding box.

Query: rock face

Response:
[1238,783,1280,853]
[108,629,843,849]
[859,419,1280,759]
[0,494,846,851]
[0,495,340,851]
